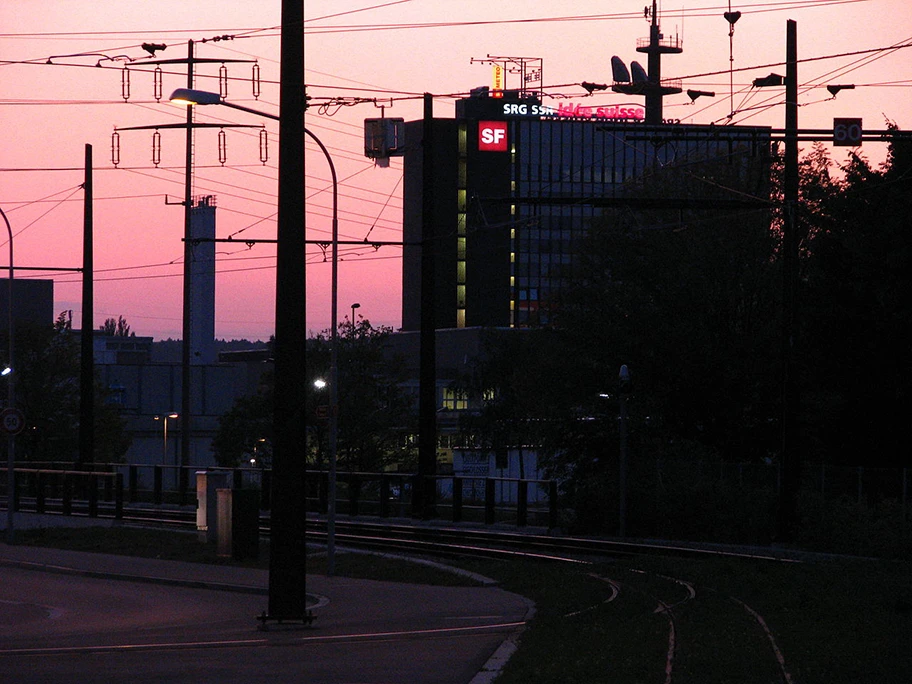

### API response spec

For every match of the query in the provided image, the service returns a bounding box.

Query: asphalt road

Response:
[0,544,533,684]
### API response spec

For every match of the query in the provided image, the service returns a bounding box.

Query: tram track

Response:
[4,499,835,682]
[8,497,804,566]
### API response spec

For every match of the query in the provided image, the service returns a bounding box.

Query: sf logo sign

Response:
[479,121,508,152]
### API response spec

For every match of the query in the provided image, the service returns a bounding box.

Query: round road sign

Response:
[0,408,25,435]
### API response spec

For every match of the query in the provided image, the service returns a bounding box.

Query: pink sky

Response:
[2,0,911,341]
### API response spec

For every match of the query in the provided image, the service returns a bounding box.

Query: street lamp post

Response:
[154,413,179,465]
[170,87,342,581]
[617,365,632,538]
[350,302,360,335]
[313,377,337,574]
[1,205,15,543]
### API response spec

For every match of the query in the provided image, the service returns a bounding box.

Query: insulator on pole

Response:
[111,131,121,168]
[121,66,131,101]
[219,64,229,99]
[218,128,227,166]
[259,127,268,165]
[153,66,163,101]
[252,62,261,100]
[152,130,161,167]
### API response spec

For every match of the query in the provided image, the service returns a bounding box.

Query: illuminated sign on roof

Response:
[554,102,645,121]
[458,96,647,122]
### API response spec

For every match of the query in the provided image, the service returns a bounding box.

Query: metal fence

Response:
[4,462,559,529]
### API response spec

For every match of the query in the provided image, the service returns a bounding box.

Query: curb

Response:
[0,557,268,595]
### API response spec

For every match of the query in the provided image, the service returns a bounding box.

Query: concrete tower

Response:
[189,195,216,365]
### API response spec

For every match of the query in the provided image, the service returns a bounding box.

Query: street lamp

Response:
[1,204,15,544]
[170,87,342,577]
[154,413,179,465]
[311,376,337,574]
[617,365,632,538]
[350,302,360,334]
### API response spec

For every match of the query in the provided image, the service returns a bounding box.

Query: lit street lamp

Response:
[313,376,337,574]
[1,204,16,544]
[170,87,342,578]
[617,365,632,538]
[154,412,179,465]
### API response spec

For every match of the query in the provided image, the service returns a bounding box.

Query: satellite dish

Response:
[611,56,630,83]
[631,61,648,85]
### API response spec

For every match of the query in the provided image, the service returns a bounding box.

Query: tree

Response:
[453,327,575,479]
[554,151,781,463]
[99,315,133,337]
[211,321,416,471]
[8,311,131,463]
[210,390,274,468]
[307,318,416,472]
[800,127,912,464]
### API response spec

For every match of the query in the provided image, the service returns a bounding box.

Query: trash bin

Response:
[216,488,260,560]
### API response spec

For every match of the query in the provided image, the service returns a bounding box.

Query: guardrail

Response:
[4,464,559,529]
[9,469,124,520]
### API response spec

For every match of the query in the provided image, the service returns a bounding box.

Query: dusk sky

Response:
[2,0,911,341]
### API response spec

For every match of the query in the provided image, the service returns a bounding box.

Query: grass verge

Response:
[13,525,478,586]
[454,553,912,684]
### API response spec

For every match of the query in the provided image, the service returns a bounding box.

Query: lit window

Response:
[443,388,468,411]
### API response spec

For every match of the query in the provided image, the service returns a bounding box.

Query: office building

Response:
[401,94,772,330]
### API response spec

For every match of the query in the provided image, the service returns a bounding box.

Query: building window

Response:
[442,388,468,411]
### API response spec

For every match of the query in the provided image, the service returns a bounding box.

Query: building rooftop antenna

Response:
[611,0,683,124]
[724,4,743,119]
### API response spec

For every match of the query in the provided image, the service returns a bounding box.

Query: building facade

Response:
[401,93,772,330]
[0,278,53,331]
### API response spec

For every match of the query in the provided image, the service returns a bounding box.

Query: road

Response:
[0,545,532,684]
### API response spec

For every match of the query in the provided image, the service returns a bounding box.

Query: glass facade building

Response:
[401,95,772,331]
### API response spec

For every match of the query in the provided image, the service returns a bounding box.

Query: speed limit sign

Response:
[0,408,25,435]
[834,118,863,147]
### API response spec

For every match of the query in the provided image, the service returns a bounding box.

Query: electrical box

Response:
[364,118,405,165]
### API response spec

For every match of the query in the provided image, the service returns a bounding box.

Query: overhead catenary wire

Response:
[5,0,905,302]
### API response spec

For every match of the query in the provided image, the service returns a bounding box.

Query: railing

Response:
[8,469,123,520]
[3,463,559,530]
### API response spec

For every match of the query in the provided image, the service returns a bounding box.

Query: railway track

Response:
[7,497,802,566]
[7,497,806,682]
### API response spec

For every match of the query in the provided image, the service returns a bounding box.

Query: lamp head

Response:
[1,366,10,376]
[169,88,222,106]
[752,73,784,88]
[687,89,716,102]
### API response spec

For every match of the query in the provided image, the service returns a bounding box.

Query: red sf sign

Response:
[479,121,508,152]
